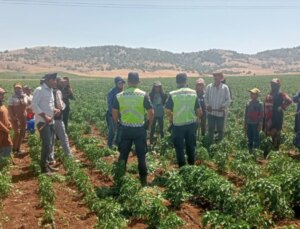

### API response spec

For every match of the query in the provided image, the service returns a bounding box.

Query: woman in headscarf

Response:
[263,78,292,150]
[149,81,167,144]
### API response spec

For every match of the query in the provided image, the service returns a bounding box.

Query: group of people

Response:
[107,72,300,186]
[0,73,75,175]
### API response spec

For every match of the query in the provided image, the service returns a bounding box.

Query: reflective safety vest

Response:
[170,87,197,126]
[117,87,146,127]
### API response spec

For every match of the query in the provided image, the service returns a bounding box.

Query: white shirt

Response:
[205,83,231,117]
[32,83,55,124]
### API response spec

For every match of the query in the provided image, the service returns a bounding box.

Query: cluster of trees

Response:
[0,45,299,73]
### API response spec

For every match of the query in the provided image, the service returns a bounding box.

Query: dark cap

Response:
[176,73,187,84]
[128,72,140,84]
[43,72,57,81]
[114,76,125,85]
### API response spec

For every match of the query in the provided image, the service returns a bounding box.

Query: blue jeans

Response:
[50,120,72,161]
[172,123,196,167]
[0,146,11,160]
[207,114,225,146]
[37,122,54,169]
[118,126,147,177]
[107,115,120,148]
[247,124,260,150]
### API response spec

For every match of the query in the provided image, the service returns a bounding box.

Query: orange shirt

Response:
[0,105,12,147]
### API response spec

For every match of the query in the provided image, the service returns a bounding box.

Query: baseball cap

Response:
[196,78,205,85]
[249,88,261,94]
[153,81,162,86]
[0,87,6,94]
[271,78,281,85]
[114,76,125,85]
[14,83,22,88]
[43,72,57,80]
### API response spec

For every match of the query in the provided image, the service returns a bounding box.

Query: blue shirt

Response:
[107,87,121,115]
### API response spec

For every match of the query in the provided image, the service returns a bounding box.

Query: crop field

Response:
[1,72,300,228]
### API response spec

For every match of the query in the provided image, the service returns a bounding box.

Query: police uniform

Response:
[165,87,200,167]
[113,86,153,183]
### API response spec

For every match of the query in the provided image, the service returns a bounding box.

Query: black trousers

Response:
[118,126,147,177]
[62,106,70,132]
[172,123,196,167]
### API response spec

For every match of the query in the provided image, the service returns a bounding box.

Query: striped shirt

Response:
[204,83,231,117]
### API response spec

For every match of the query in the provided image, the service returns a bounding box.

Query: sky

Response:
[0,0,299,54]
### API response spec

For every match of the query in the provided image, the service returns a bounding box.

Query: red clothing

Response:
[263,92,292,132]
[0,105,12,147]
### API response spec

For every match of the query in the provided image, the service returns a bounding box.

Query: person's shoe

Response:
[140,176,148,187]
[48,160,56,166]
[47,164,59,172]
[41,166,53,175]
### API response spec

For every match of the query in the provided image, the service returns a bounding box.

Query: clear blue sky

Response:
[0,0,299,54]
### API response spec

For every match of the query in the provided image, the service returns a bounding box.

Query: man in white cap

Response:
[205,72,231,146]
[32,73,60,174]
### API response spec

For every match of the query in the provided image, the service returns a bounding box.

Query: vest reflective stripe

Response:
[117,87,146,127]
[170,88,197,126]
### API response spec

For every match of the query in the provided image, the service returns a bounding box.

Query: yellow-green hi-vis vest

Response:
[117,87,146,127]
[170,87,197,126]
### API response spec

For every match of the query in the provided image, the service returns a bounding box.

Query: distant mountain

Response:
[0,45,300,76]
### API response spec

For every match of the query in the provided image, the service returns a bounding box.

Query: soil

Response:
[0,140,97,229]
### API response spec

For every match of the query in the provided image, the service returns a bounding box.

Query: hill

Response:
[0,45,300,77]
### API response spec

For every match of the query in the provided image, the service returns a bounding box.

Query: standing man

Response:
[293,90,300,148]
[8,83,29,154]
[112,72,154,186]
[32,73,60,174]
[107,76,125,148]
[49,77,73,164]
[0,87,12,160]
[165,73,202,167]
[263,78,292,150]
[205,72,231,146]
[149,81,167,144]
[195,78,206,136]
[60,76,75,132]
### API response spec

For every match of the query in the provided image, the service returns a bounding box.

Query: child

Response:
[245,88,264,152]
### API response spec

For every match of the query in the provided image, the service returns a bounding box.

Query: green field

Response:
[1,72,300,228]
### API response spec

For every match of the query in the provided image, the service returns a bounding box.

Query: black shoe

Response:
[140,176,148,187]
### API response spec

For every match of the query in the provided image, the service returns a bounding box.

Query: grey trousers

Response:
[49,119,72,161]
[207,114,225,146]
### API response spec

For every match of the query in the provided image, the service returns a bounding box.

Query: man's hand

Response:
[54,108,61,117]
[44,115,53,123]
[257,124,262,132]
[207,106,212,112]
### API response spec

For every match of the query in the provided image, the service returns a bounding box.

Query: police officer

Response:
[165,73,202,167]
[112,72,154,186]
